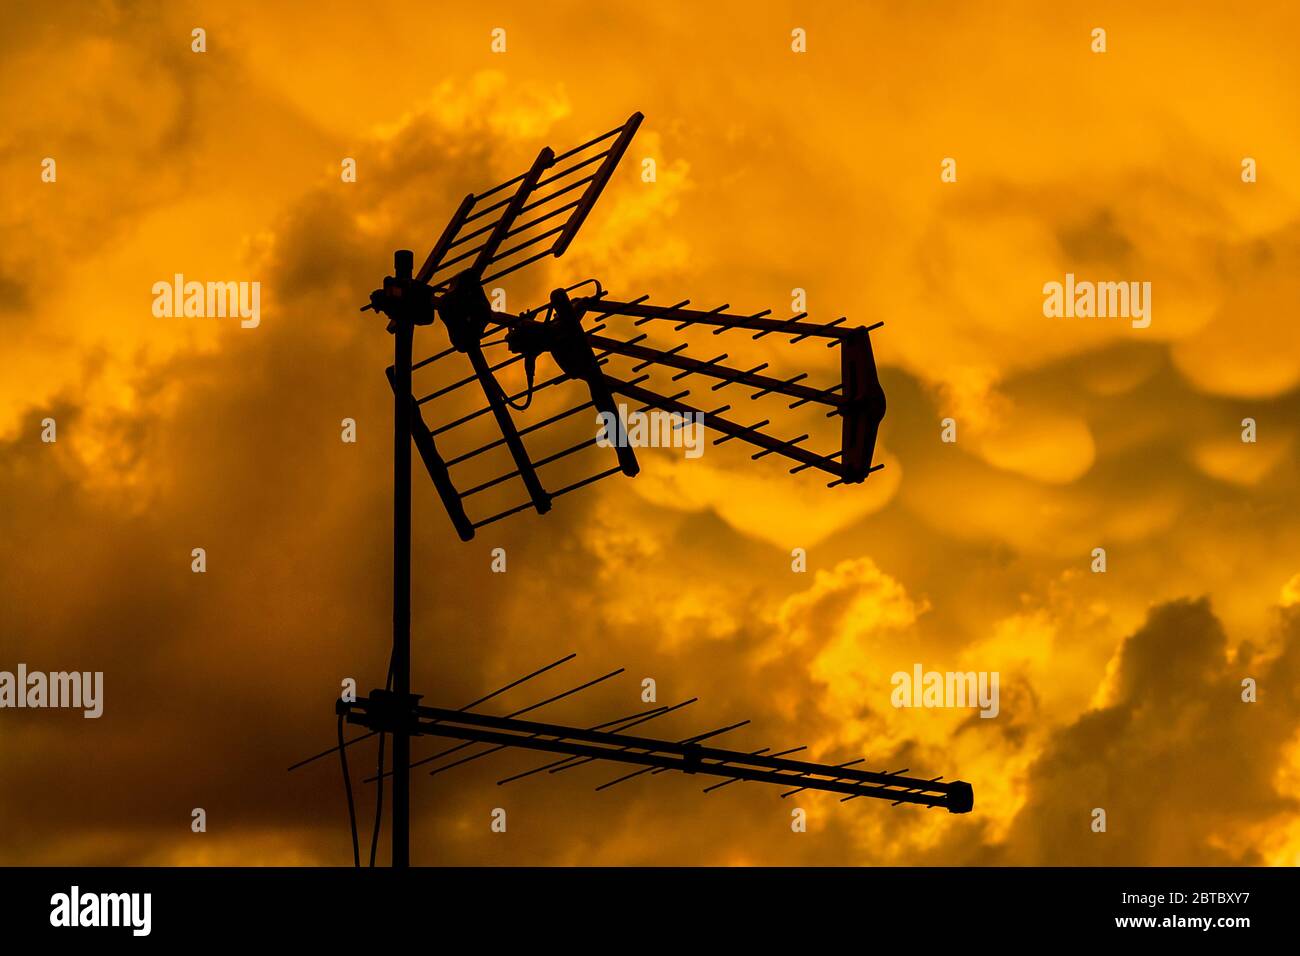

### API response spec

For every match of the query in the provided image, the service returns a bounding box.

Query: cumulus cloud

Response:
[998,600,1300,865]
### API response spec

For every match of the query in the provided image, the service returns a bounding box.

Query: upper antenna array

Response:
[364,112,886,541]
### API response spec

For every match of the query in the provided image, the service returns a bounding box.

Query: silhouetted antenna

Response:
[311,661,972,813]
[314,110,968,868]
[391,235,889,530]
[390,284,886,539]
[407,113,643,290]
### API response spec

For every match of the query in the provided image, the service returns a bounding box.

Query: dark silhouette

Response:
[292,112,969,868]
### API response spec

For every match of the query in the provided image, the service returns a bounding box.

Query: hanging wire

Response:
[500,344,540,411]
[369,732,384,867]
[369,656,393,867]
[338,712,360,868]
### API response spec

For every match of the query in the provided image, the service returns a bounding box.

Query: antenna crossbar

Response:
[580,299,860,341]
[588,333,844,407]
[602,375,847,478]
[341,696,973,813]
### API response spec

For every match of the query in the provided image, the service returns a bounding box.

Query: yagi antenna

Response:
[311,111,967,868]
[400,285,887,540]
[340,660,973,813]
[291,657,972,835]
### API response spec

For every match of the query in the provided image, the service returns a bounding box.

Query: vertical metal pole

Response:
[392,249,414,868]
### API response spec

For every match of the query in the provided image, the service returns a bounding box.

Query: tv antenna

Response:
[291,111,970,867]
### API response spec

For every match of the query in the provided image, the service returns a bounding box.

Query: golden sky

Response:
[2,0,1299,865]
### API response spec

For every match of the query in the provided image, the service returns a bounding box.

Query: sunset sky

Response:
[2,0,1299,866]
